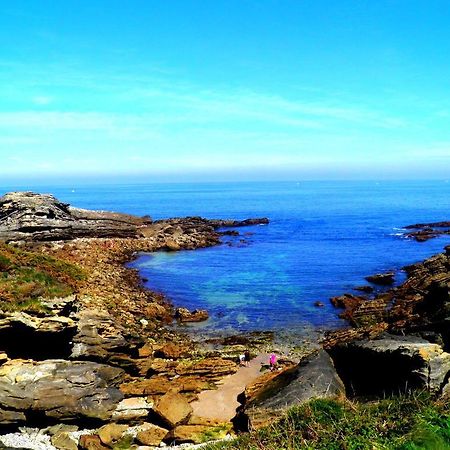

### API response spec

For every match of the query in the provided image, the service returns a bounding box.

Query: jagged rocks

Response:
[0,192,151,242]
[237,350,345,430]
[175,307,209,323]
[0,359,124,424]
[328,333,450,397]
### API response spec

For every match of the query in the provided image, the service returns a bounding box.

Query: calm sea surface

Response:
[2,181,450,336]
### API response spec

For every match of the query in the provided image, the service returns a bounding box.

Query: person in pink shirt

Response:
[269,353,277,371]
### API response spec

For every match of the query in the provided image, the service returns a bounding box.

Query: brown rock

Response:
[136,424,169,446]
[165,239,181,251]
[176,357,238,380]
[98,423,129,446]
[153,392,193,427]
[154,343,191,359]
[365,272,395,285]
[51,432,78,450]
[138,344,154,358]
[79,435,110,450]
[120,377,172,396]
[175,307,209,323]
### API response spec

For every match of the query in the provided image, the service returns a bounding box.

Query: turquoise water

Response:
[1,181,450,335]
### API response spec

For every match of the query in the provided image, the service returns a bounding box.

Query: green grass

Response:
[0,242,84,313]
[204,394,450,450]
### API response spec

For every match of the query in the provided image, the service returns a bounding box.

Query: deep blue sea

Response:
[2,181,450,336]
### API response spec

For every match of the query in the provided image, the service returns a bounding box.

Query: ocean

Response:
[2,180,450,336]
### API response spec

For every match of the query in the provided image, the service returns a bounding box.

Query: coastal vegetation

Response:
[205,394,450,450]
[0,242,84,313]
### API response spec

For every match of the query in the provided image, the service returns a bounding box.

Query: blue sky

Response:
[1,1,450,182]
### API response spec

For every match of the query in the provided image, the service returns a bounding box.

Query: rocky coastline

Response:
[0,191,449,449]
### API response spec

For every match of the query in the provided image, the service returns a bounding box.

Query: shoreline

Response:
[0,191,449,448]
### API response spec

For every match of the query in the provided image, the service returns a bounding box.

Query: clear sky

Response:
[1,0,450,182]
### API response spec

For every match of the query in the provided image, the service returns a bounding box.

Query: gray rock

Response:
[0,192,151,242]
[70,308,129,361]
[240,350,345,430]
[0,359,124,424]
[329,333,450,396]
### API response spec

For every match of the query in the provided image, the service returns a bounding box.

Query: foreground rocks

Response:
[236,350,345,430]
[0,360,124,424]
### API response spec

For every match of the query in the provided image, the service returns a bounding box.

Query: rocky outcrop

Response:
[175,307,209,323]
[365,272,395,285]
[404,221,450,242]
[236,350,345,430]
[328,245,450,335]
[329,333,450,397]
[0,192,152,242]
[0,359,124,424]
[209,218,269,228]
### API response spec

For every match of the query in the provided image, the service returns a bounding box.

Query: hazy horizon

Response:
[2,1,450,182]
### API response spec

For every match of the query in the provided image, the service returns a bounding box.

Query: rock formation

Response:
[0,359,124,424]
[404,221,450,242]
[0,192,151,242]
[235,350,345,430]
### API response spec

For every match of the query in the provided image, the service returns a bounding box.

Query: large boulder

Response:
[329,333,450,397]
[0,191,151,242]
[153,392,193,428]
[237,350,345,430]
[0,359,124,424]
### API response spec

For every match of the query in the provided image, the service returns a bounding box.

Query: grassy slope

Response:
[205,394,450,450]
[0,242,84,313]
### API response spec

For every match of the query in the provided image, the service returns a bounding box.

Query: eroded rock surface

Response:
[0,359,124,424]
[0,192,151,242]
